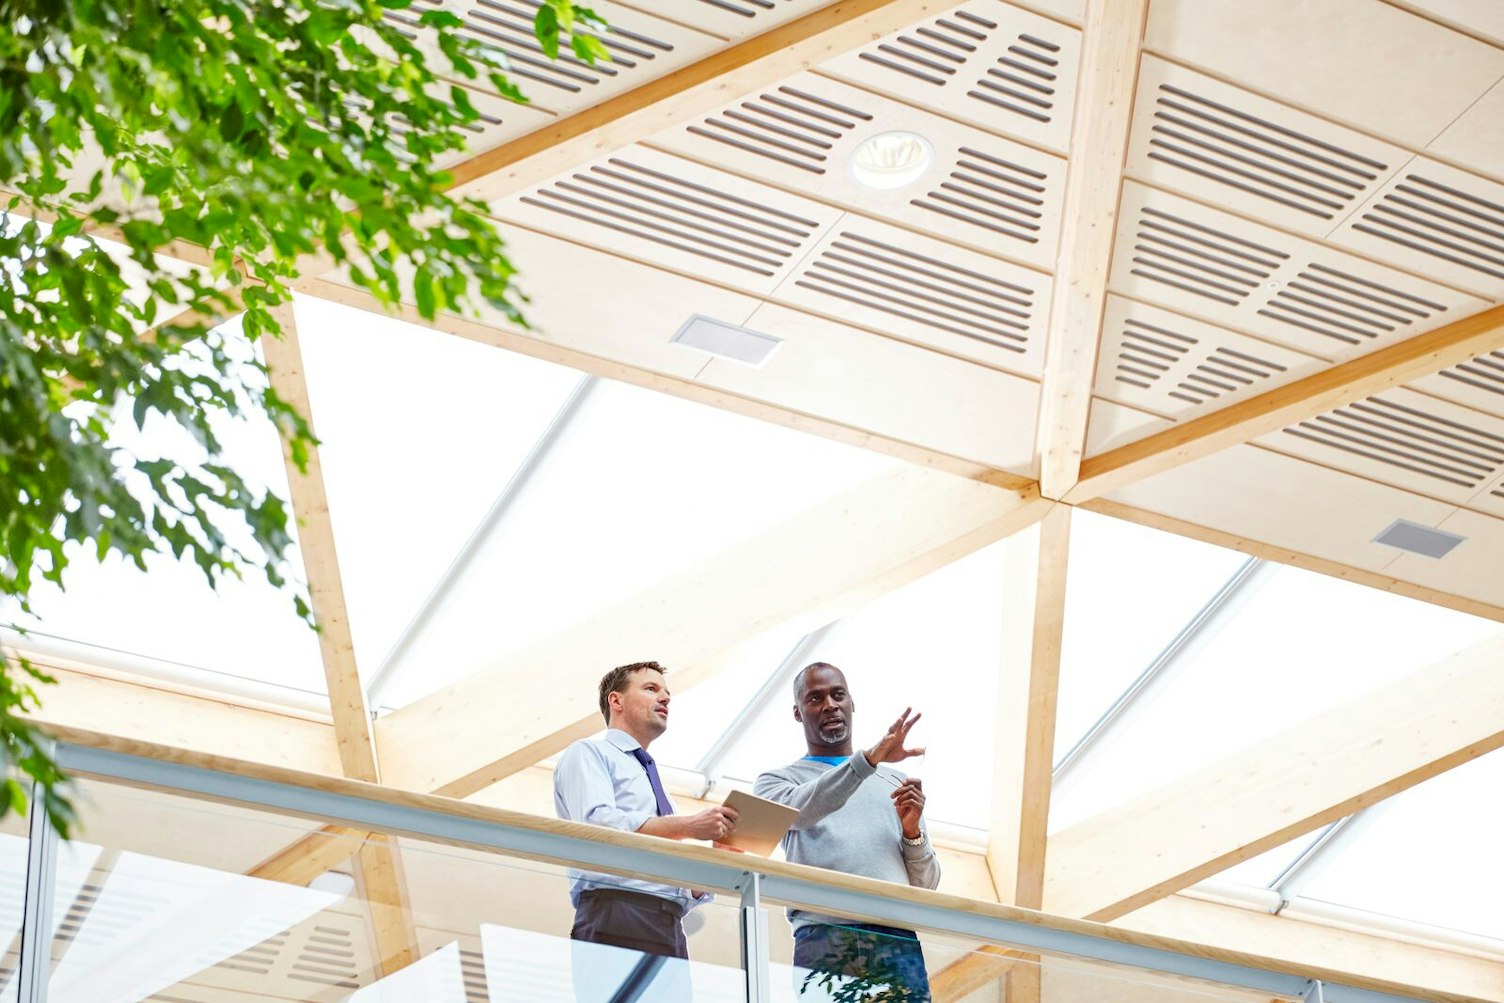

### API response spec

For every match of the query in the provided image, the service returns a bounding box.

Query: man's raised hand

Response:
[679,805,740,842]
[863,707,925,767]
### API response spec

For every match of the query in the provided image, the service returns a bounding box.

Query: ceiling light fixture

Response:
[849,131,933,190]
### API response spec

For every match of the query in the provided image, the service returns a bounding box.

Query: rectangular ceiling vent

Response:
[518,156,823,278]
[671,314,781,366]
[1282,394,1504,490]
[1126,205,1287,306]
[459,946,493,1003]
[793,229,1039,355]
[457,0,670,94]
[819,0,1080,153]
[1373,519,1467,559]
[687,85,871,176]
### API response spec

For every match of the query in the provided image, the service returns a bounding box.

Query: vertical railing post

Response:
[16,780,57,1003]
[740,870,771,1003]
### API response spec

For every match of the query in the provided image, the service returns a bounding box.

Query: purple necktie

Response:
[630,747,674,817]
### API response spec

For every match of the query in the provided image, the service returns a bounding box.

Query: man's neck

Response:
[805,741,853,758]
[612,722,655,750]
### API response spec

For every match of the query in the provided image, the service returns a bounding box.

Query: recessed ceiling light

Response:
[850,131,933,190]
[670,315,781,367]
[1373,519,1466,559]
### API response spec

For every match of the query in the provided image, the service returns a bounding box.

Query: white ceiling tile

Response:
[1110,183,1490,362]
[649,71,1068,271]
[771,215,1053,377]
[1094,296,1325,419]
[1388,0,1504,46]
[1385,507,1504,606]
[1144,0,1504,148]
[1328,157,1504,299]
[1084,397,1173,455]
[614,0,833,41]
[700,302,1042,473]
[1410,349,1504,419]
[1126,57,1410,238]
[1427,79,1504,183]
[818,0,1083,154]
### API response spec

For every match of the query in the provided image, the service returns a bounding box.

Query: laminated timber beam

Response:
[1043,631,1504,922]
[1064,304,1504,505]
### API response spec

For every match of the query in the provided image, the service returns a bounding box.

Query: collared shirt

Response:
[553,728,707,910]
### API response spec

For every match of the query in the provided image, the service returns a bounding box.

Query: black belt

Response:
[580,887,687,919]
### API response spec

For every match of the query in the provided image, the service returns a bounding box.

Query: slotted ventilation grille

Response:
[55,880,162,952]
[793,230,1039,354]
[1114,318,1192,389]
[519,157,823,277]
[1260,264,1446,347]
[697,0,780,16]
[970,31,1062,123]
[1172,344,1290,405]
[460,947,492,1003]
[821,0,1079,152]
[290,924,362,989]
[913,146,1049,246]
[1284,396,1504,490]
[383,0,673,96]
[1126,205,1287,305]
[1350,173,1504,282]
[689,86,871,175]
[1440,350,1504,400]
[1145,83,1386,221]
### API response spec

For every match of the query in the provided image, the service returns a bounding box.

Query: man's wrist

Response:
[901,829,925,845]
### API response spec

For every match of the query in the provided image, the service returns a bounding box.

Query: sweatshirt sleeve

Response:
[754,755,877,830]
[901,833,942,890]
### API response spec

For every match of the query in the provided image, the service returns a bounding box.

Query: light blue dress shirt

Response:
[553,728,709,910]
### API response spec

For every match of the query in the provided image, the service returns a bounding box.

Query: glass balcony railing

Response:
[0,736,1439,1002]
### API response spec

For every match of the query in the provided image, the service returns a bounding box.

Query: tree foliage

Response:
[0,0,605,832]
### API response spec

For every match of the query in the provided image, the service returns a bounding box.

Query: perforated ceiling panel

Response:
[1093,296,1323,418]
[772,217,1052,375]
[384,0,721,117]
[1412,349,1504,419]
[1329,157,1504,299]
[1125,57,1407,238]
[494,147,843,295]
[644,0,829,40]
[385,83,554,168]
[1109,183,1490,362]
[1261,386,1504,518]
[817,0,1081,154]
[651,72,1066,270]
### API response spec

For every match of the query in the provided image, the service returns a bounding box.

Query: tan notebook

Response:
[719,790,800,856]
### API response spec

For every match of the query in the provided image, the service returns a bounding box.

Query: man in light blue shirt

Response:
[554,660,739,960]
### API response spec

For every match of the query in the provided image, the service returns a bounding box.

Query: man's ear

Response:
[792,704,803,723]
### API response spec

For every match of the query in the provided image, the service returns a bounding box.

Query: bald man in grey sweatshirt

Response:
[754,662,939,1001]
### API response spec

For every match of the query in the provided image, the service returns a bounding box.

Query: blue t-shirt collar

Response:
[802,754,850,765]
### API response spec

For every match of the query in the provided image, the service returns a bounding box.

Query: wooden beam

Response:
[989,506,1071,909]
[1034,0,1149,501]
[248,825,369,884]
[297,276,1026,489]
[1080,499,1504,624]
[445,0,946,203]
[1065,304,1504,504]
[261,303,380,784]
[8,655,342,775]
[375,470,1051,796]
[1043,632,1504,922]
[1119,896,1504,1003]
[356,837,422,976]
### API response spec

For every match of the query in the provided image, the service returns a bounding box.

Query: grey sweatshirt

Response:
[754,753,941,930]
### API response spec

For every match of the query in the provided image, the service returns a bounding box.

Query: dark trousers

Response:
[793,922,932,1001]
[571,888,689,960]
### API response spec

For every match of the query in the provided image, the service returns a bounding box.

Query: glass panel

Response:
[291,293,585,682]
[761,907,1289,1002]
[379,378,899,709]
[0,806,28,1002]
[1052,562,1503,830]
[52,778,747,1001]
[1294,745,1504,941]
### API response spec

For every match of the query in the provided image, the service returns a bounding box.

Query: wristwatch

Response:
[901,832,926,846]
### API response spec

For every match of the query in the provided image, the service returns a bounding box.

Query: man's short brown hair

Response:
[598,661,667,725]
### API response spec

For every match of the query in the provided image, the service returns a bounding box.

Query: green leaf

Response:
[534,3,560,59]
